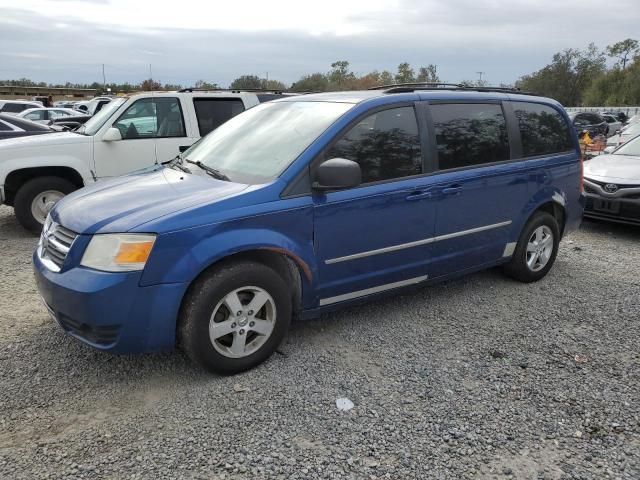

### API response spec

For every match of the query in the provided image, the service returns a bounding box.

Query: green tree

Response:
[230,75,263,89]
[516,44,606,106]
[290,73,329,92]
[194,80,219,89]
[378,70,394,85]
[395,62,415,83]
[606,38,639,69]
[584,57,640,105]
[416,64,440,83]
[327,60,355,89]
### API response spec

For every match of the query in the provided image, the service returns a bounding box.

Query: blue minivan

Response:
[33,86,585,374]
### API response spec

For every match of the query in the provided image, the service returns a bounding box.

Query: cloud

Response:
[0,1,637,87]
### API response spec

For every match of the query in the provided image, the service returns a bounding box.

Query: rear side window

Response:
[431,103,509,170]
[193,98,245,136]
[514,103,574,157]
[2,103,28,113]
[0,120,12,131]
[326,106,422,184]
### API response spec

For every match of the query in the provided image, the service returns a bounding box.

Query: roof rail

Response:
[369,82,463,91]
[178,87,287,94]
[368,82,535,95]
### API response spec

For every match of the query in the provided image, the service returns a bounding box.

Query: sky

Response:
[0,0,638,87]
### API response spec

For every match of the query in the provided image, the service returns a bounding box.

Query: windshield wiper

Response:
[184,159,230,181]
[161,154,191,173]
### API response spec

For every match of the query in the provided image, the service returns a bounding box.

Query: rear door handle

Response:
[406,191,433,201]
[441,185,462,195]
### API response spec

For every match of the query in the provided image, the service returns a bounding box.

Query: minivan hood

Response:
[584,154,640,183]
[0,131,89,150]
[52,167,249,234]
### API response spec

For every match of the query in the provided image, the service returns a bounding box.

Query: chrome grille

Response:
[40,222,77,271]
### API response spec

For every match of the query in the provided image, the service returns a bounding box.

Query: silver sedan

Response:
[583,134,640,225]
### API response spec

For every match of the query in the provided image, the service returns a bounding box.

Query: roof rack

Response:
[368,82,535,95]
[178,87,287,94]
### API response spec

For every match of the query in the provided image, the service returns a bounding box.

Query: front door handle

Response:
[442,185,462,195]
[406,191,433,201]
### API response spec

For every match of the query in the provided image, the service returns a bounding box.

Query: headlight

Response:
[81,234,156,272]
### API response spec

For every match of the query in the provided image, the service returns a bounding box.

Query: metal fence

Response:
[564,106,640,116]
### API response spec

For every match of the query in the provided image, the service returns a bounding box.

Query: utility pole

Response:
[102,64,106,89]
[476,71,485,83]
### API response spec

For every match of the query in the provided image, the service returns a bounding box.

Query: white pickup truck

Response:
[0,90,284,232]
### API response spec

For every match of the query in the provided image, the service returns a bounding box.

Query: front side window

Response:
[514,103,574,157]
[193,98,245,136]
[113,97,185,139]
[431,103,509,170]
[26,111,45,121]
[326,106,422,183]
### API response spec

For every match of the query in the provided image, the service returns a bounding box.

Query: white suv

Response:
[0,100,43,115]
[0,90,284,232]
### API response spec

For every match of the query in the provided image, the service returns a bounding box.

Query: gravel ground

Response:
[0,204,639,479]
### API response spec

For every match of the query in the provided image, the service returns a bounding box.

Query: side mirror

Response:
[603,146,615,154]
[312,158,361,191]
[103,127,122,142]
[179,145,191,153]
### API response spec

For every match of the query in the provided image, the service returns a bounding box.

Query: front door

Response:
[425,102,528,277]
[94,97,188,177]
[313,105,436,306]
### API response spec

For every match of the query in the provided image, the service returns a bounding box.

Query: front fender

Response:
[0,146,94,186]
[139,205,316,304]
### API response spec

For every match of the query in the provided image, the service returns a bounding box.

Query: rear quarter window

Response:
[513,103,574,157]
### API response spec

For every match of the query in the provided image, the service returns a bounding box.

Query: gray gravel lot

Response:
[0,204,639,479]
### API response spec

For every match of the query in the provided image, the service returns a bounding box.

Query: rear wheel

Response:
[504,211,560,283]
[179,261,291,375]
[14,176,76,234]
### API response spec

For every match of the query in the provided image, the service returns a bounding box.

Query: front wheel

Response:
[504,212,560,283]
[179,261,292,375]
[13,176,76,234]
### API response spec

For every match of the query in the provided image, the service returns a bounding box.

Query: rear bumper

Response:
[33,251,186,353]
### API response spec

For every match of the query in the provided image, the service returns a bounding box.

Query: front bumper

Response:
[33,251,187,353]
[583,192,640,226]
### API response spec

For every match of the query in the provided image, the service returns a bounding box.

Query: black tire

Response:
[13,176,76,234]
[179,261,292,375]
[504,211,560,283]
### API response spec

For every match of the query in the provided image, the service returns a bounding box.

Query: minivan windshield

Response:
[78,97,126,135]
[182,101,353,184]
[613,134,640,157]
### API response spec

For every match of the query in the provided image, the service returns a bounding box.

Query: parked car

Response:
[33,87,584,374]
[606,122,640,148]
[0,113,56,140]
[568,112,609,137]
[583,134,640,225]
[17,108,85,124]
[601,114,622,136]
[54,101,76,109]
[49,114,92,131]
[0,90,290,232]
[0,100,43,115]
